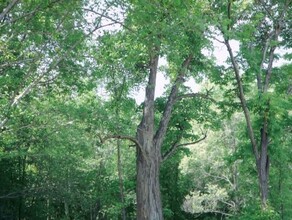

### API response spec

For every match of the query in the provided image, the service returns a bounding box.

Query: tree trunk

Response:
[133,49,192,219]
[47,199,51,220]
[135,48,163,219]
[256,128,269,209]
[136,144,163,220]
[117,140,126,220]
[257,157,269,208]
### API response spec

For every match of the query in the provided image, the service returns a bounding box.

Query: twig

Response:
[99,134,146,159]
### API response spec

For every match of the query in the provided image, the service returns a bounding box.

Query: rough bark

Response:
[136,143,163,220]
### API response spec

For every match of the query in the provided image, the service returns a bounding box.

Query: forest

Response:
[0,0,291,219]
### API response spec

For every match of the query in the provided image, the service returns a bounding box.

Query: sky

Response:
[131,38,291,104]
[86,2,291,104]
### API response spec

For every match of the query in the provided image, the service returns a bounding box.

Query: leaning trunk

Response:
[136,143,163,220]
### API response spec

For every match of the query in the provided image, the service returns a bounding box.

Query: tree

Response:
[0,0,116,129]
[0,1,130,218]
[209,0,292,210]
[97,1,215,218]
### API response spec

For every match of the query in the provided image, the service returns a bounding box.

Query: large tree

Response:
[97,1,214,219]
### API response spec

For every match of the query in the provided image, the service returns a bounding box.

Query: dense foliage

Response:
[0,0,291,219]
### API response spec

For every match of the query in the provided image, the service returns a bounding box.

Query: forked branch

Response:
[100,135,140,147]
[162,132,207,162]
[154,54,193,148]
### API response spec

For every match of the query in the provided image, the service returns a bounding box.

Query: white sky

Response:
[131,39,240,104]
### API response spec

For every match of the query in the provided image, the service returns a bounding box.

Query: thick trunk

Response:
[134,48,191,219]
[136,144,163,220]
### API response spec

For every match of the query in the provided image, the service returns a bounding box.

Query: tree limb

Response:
[1,0,64,27]
[257,40,269,91]
[154,54,193,148]
[263,15,287,92]
[83,7,132,32]
[99,134,146,158]
[263,46,276,92]
[176,89,216,103]
[101,135,141,148]
[202,171,234,188]
[137,48,160,143]
[224,39,259,160]
[162,133,207,162]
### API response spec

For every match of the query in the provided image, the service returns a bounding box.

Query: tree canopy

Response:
[0,0,291,219]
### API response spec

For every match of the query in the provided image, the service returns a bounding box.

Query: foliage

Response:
[234,203,280,220]
[0,0,291,219]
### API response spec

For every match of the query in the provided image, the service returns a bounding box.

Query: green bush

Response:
[233,202,280,220]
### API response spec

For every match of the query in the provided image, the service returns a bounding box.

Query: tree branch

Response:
[162,133,207,162]
[0,22,105,128]
[260,0,290,92]
[0,0,20,21]
[224,39,259,160]
[154,54,193,148]
[263,46,276,92]
[207,34,225,44]
[83,7,132,32]
[176,88,216,103]
[202,171,234,188]
[99,134,146,158]
[137,48,160,142]
[263,13,287,92]
[1,0,64,27]
[101,135,141,148]
[257,40,269,91]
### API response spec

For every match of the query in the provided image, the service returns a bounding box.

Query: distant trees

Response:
[210,0,292,210]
